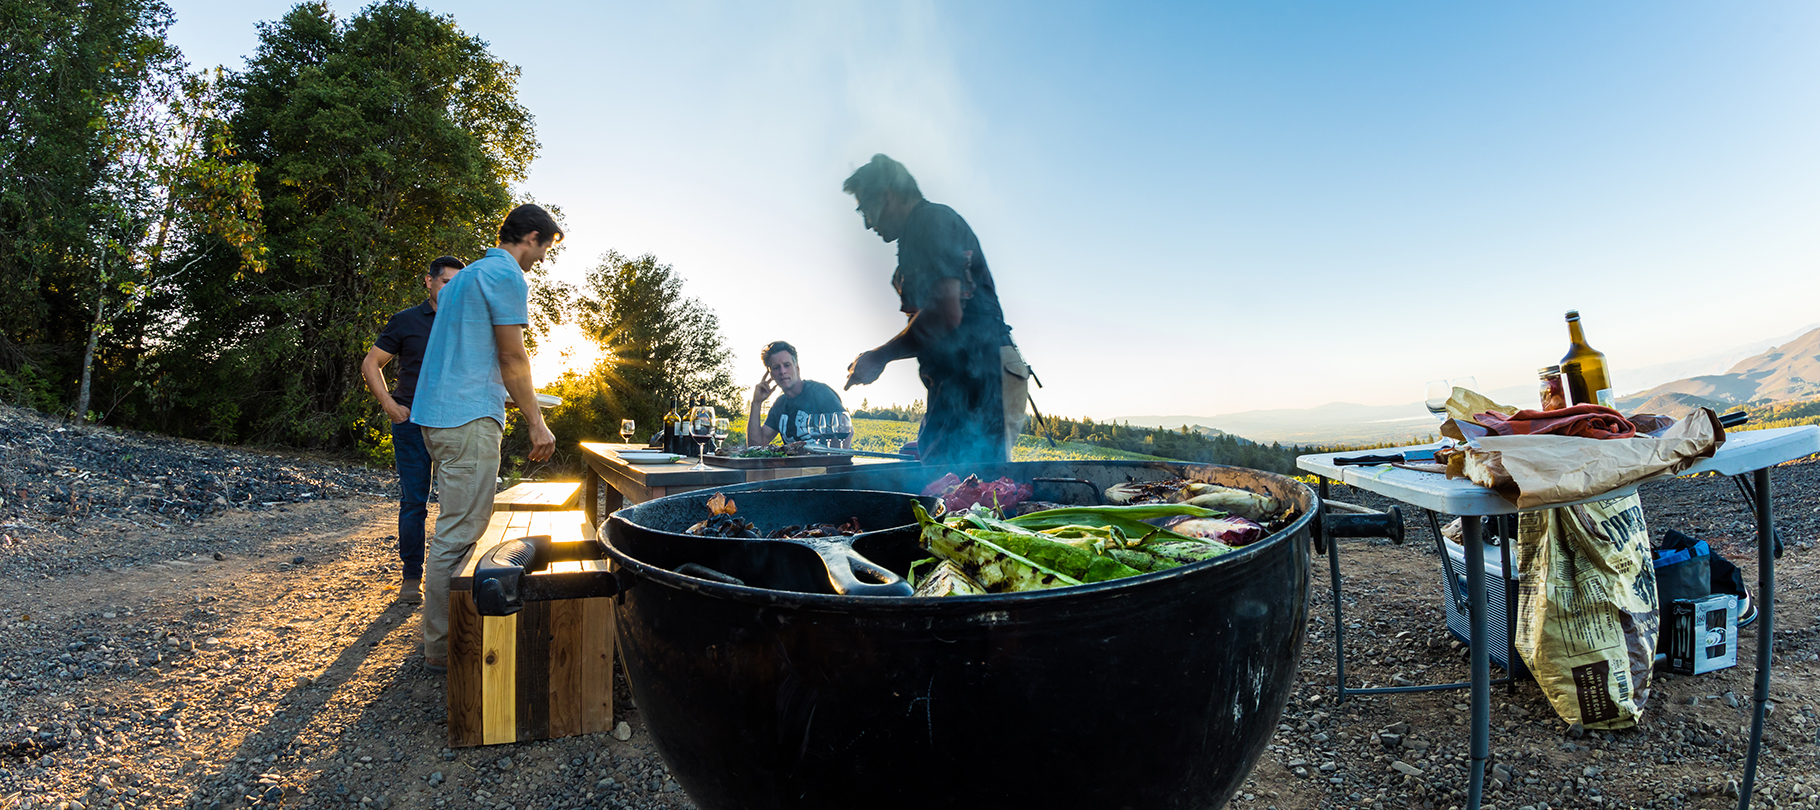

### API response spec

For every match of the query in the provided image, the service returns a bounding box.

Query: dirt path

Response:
[2,403,1816,810]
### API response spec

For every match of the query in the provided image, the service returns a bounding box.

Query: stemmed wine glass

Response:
[814,413,831,447]
[620,418,636,445]
[689,403,716,470]
[713,417,730,452]
[833,412,853,449]
[1424,380,1452,423]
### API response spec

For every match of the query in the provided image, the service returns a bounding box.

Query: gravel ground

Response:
[1,402,1816,810]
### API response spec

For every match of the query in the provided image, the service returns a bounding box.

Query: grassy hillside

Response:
[728,416,1170,462]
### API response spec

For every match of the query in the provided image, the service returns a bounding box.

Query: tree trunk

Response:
[74,280,108,423]
[75,321,101,422]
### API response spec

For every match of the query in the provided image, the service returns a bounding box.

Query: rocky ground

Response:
[0,402,1816,810]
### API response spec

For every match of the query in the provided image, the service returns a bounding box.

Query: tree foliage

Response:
[0,0,182,385]
[138,0,539,447]
[544,251,740,449]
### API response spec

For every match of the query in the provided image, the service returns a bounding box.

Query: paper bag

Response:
[1515,493,1657,729]
[1461,410,1722,508]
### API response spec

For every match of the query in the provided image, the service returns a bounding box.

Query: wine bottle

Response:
[1560,311,1614,408]
[662,398,680,453]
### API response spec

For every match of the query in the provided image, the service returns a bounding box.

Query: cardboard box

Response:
[1663,594,1738,676]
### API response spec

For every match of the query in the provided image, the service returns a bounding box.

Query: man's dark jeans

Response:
[391,420,432,580]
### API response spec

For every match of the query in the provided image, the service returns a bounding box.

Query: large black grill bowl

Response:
[603,460,1314,810]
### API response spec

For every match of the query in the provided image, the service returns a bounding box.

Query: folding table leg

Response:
[1463,516,1489,810]
[1739,467,1776,810]
[1321,477,1351,702]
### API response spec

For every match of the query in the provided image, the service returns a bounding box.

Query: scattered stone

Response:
[1567,722,1586,739]
[613,722,633,741]
[291,556,307,565]
[1391,761,1425,777]
[213,551,227,561]
[1724,692,1740,708]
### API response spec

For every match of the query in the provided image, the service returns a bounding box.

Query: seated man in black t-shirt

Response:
[746,340,846,446]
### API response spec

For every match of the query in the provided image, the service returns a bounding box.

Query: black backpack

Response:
[1654,529,1756,627]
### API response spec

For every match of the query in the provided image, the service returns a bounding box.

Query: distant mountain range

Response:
[1616,326,1820,418]
[1118,324,1820,445]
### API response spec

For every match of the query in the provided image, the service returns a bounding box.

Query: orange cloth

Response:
[1473,404,1637,440]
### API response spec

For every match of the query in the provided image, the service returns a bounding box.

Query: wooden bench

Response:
[447,509,615,747]
[493,481,584,512]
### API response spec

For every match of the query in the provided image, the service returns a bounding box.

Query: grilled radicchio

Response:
[920,473,1033,513]
[1159,515,1265,546]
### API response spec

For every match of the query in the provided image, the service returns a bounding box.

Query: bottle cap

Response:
[1564,310,1580,320]
[1538,365,1561,377]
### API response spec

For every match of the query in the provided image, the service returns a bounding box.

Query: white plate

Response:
[504,393,564,409]
[616,452,684,464]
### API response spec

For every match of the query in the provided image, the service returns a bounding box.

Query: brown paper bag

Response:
[1461,410,1722,508]
[1515,493,1658,729]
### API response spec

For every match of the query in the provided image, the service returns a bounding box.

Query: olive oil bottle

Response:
[1560,311,1614,408]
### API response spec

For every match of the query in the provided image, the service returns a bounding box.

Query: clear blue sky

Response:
[166,1,1820,420]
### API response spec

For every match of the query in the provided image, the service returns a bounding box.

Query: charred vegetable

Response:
[1177,483,1279,521]
[910,503,1241,596]
[1159,515,1266,546]
[916,503,1080,592]
[911,560,989,597]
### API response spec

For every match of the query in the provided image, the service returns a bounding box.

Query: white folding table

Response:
[1298,425,1819,810]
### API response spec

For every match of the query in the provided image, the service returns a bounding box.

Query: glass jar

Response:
[1538,365,1566,411]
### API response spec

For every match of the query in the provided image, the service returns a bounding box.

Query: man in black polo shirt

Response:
[842,154,1026,464]
[360,255,464,604]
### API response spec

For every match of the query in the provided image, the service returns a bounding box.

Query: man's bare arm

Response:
[846,278,965,389]
[494,324,556,462]
[360,347,410,424]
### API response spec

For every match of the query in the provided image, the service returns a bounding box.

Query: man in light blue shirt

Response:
[411,203,560,672]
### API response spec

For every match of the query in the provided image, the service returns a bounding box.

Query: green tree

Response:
[545,251,739,447]
[73,67,265,422]
[0,0,181,405]
[141,0,538,446]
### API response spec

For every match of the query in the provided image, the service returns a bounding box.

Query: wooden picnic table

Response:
[577,442,903,525]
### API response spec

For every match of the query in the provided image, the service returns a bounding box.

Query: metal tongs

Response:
[802,445,917,460]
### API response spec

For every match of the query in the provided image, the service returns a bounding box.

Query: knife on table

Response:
[1333,448,1439,466]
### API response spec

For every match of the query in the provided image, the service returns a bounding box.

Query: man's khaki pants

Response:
[420,417,502,660]
[1002,345,1031,458]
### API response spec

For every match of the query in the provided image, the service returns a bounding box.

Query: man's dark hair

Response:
[842,154,921,202]
[760,341,798,366]
[427,255,465,277]
[498,203,564,246]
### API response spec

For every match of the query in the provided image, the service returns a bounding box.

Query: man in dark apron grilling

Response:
[842,154,1030,464]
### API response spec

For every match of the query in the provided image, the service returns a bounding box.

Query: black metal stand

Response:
[1739,468,1776,810]
[1321,478,1519,701]
[1319,467,1784,810]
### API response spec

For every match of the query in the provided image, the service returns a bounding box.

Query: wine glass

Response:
[1424,380,1452,423]
[619,418,636,445]
[1451,377,1478,396]
[815,413,831,447]
[713,417,730,450]
[833,412,853,449]
[689,403,716,470]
